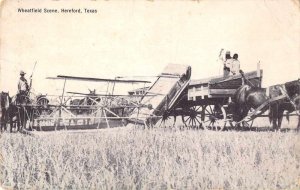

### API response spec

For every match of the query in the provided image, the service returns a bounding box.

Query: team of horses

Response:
[1,77,299,132]
[0,92,33,132]
[232,75,300,130]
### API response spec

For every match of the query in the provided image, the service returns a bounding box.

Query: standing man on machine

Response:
[223,51,232,77]
[230,53,240,75]
[17,70,30,104]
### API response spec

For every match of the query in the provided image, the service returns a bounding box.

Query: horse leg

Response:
[272,116,278,130]
[10,117,13,133]
[14,113,20,132]
[0,119,4,132]
[242,108,250,128]
[4,111,8,131]
[19,110,26,131]
[17,117,21,132]
[271,104,279,130]
[235,107,244,130]
[0,112,4,131]
[277,108,284,130]
[19,117,23,132]
[173,116,176,128]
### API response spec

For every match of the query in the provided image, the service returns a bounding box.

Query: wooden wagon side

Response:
[188,69,262,101]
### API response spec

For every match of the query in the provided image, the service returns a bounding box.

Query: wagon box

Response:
[188,70,263,101]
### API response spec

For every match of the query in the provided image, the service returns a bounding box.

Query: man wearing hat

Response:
[17,70,30,104]
[223,51,232,77]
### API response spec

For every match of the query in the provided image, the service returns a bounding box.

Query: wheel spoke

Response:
[209,106,213,115]
[206,107,212,115]
[196,115,202,121]
[195,117,201,125]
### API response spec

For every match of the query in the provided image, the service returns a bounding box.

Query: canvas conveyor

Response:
[128,64,191,125]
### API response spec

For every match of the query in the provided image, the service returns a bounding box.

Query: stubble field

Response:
[0,125,299,189]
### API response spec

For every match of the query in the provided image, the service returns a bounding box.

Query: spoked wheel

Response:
[158,113,171,127]
[201,104,227,131]
[181,106,203,129]
[156,111,177,128]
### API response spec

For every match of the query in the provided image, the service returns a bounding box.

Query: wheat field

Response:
[0,126,299,189]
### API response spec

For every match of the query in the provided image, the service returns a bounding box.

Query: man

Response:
[223,51,232,77]
[230,54,240,75]
[17,70,30,104]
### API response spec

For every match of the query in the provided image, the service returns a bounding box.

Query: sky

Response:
[0,0,299,96]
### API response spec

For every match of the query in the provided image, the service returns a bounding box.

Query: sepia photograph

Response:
[0,0,299,189]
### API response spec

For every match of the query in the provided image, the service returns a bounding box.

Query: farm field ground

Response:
[0,117,299,189]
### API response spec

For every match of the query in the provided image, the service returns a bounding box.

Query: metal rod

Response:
[103,108,110,128]
[58,79,67,128]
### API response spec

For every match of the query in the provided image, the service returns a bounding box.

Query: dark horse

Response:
[0,92,23,132]
[0,92,35,132]
[231,84,269,127]
[229,70,269,128]
[0,92,10,131]
[268,80,300,130]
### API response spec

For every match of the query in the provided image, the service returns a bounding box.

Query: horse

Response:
[9,94,38,132]
[0,92,25,132]
[228,70,269,128]
[0,92,10,131]
[268,80,300,130]
[231,84,269,128]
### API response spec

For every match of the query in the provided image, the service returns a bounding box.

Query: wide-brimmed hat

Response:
[20,70,26,75]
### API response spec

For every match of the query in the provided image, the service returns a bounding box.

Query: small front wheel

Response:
[201,104,227,131]
[181,106,203,129]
